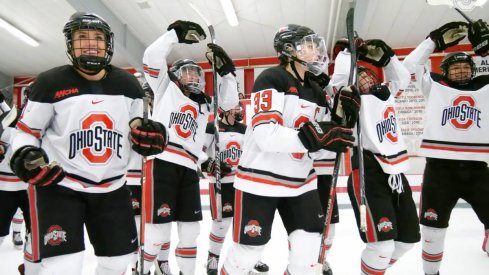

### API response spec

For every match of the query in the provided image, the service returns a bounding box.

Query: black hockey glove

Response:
[129,118,168,156]
[332,37,368,60]
[358,39,394,67]
[305,71,330,90]
[332,86,361,128]
[201,158,233,177]
[429,21,468,52]
[468,19,489,57]
[167,20,206,44]
[369,84,391,101]
[298,121,354,153]
[206,43,236,76]
[10,146,65,186]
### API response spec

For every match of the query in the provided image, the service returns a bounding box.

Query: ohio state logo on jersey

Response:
[223,202,233,212]
[377,217,393,233]
[220,141,242,166]
[132,198,140,210]
[69,113,123,164]
[376,106,398,143]
[424,208,438,221]
[43,225,67,246]
[157,203,171,217]
[243,220,262,237]
[441,95,481,129]
[169,104,199,141]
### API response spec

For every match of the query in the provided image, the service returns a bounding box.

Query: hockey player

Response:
[333,38,420,275]
[220,24,358,275]
[141,20,239,275]
[10,12,167,275]
[403,20,489,275]
[201,104,269,275]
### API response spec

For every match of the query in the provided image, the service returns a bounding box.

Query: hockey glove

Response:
[468,19,489,57]
[331,86,361,128]
[333,38,368,60]
[206,43,236,76]
[201,159,233,177]
[10,146,65,186]
[429,21,468,52]
[129,118,168,156]
[298,121,354,153]
[167,20,206,44]
[358,39,394,67]
[369,84,391,101]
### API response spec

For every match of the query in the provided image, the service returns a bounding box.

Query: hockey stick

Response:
[316,3,357,274]
[139,95,149,275]
[189,2,223,222]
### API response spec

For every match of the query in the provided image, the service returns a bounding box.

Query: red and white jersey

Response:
[126,150,142,186]
[311,95,337,175]
[419,80,489,162]
[203,120,247,183]
[333,50,411,173]
[0,127,25,191]
[143,30,239,171]
[13,65,144,193]
[234,66,329,197]
[403,38,489,162]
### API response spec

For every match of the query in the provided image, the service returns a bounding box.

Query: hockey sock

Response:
[360,240,395,275]
[96,253,134,275]
[12,209,24,232]
[175,221,199,274]
[131,215,140,269]
[388,241,414,267]
[421,226,447,275]
[142,223,171,274]
[23,260,41,275]
[209,217,232,255]
[221,243,265,275]
[0,236,4,246]
[39,251,84,275]
[156,241,171,261]
[322,224,336,267]
[286,229,321,274]
[482,228,489,255]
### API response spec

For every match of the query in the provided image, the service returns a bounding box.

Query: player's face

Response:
[447,62,472,82]
[358,71,376,93]
[179,67,203,86]
[72,29,107,58]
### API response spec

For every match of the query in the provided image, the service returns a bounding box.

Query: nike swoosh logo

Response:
[194,210,201,214]
[92,100,104,104]
[318,214,324,218]
[131,237,138,243]
[300,104,309,108]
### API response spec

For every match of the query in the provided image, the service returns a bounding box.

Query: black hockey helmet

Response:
[440,52,476,84]
[63,12,114,74]
[273,24,329,75]
[170,59,205,94]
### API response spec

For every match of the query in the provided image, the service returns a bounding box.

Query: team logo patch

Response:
[223,202,233,212]
[220,141,241,166]
[157,203,171,217]
[424,208,438,221]
[376,106,398,143]
[243,220,262,237]
[441,95,481,130]
[44,225,67,246]
[288,86,298,94]
[169,104,199,141]
[69,113,124,164]
[132,198,140,209]
[377,217,393,233]
[54,88,79,99]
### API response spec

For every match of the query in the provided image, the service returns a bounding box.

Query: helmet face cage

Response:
[171,62,205,94]
[357,67,380,94]
[63,13,114,74]
[440,53,476,85]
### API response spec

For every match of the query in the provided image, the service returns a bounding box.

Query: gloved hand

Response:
[129,118,168,156]
[429,21,468,52]
[10,146,65,186]
[167,20,206,44]
[201,158,233,177]
[298,121,355,153]
[305,71,330,90]
[358,39,394,67]
[205,43,236,76]
[468,19,489,57]
[332,37,368,60]
[331,85,361,128]
[369,84,391,101]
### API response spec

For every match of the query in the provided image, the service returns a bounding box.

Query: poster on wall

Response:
[394,63,429,155]
[473,55,489,77]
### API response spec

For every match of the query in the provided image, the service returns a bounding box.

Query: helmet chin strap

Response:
[281,51,307,82]
[290,61,305,82]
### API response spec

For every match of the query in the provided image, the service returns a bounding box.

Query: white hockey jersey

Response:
[403,38,489,163]
[0,127,26,192]
[13,65,143,193]
[202,120,247,183]
[234,66,330,197]
[143,30,239,171]
[333,50,411,174]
